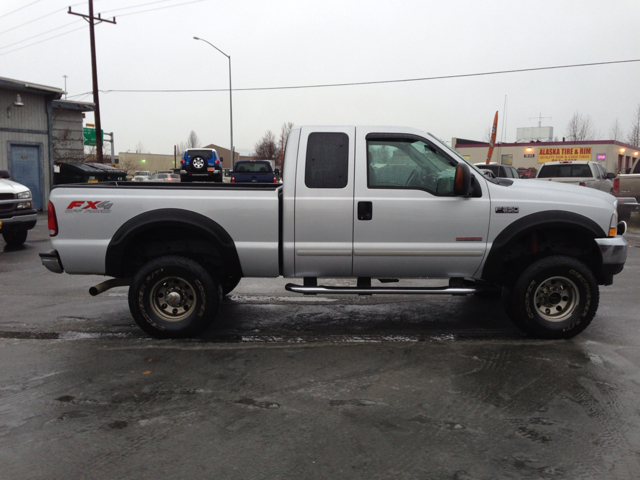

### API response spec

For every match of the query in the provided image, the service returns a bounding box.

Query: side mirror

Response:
[0,170,9,179]
[453,163,472,196]
[607,172,616,179]
[220,156,224,162]
[224,169,230,177]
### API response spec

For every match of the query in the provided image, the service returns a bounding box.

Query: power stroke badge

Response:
[65,200,113,213]
[495,206,519,214]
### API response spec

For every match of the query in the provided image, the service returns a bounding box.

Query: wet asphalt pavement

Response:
[1,213,640,479]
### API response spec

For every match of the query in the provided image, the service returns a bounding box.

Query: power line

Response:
[75,59,638,95]
[0,25,86,56]
[98,0,189,15]
[0,20,83,51]
[114,0,206,18]
[0,0,41,20]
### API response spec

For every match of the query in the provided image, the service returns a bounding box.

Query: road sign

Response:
[83,127,103,146]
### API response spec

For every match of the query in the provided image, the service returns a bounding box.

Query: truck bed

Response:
[50,181,282,277]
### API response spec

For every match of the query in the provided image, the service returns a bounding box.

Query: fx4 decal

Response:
[66,200,113,212]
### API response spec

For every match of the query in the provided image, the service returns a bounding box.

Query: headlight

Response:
[17,201,32,209]
[17,190,31,199]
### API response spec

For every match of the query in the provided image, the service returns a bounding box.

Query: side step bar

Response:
[285,283,478,296]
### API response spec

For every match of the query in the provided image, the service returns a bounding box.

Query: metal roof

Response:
[0,76,64,97]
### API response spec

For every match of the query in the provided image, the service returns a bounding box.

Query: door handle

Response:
[358,201,372,221]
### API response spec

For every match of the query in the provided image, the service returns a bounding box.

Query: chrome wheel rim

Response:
[192,158,205,169]
[149,276,195,322]
[534,276,579,323]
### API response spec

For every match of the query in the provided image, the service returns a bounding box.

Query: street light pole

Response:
[193,36,234,168]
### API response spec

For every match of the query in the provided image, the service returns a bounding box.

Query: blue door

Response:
[10,145,42,210]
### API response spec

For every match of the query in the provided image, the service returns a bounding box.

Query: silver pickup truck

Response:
[40,126,628,340]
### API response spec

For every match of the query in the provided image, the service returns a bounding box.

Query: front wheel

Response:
[2,230,28,246]
[128,256,222,338]
[504,256,599,339]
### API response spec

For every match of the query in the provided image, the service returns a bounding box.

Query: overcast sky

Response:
[2,0,639,155]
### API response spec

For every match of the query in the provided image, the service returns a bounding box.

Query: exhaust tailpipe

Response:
[89,278,132,296]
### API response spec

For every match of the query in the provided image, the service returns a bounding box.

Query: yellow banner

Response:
[538,147,592,163]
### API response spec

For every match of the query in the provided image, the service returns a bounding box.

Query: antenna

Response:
[529,112,552,128]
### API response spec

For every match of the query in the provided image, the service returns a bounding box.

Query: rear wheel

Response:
[128,256,221,338]
[2,230,28,246]
[504,255,598,339]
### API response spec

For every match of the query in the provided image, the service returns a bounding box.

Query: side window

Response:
[367,137,457,195]
[305,132,349,189]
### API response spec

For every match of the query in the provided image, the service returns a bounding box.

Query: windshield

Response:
[428,134,489,176]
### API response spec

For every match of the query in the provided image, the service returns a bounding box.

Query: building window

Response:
[501,154,513,165]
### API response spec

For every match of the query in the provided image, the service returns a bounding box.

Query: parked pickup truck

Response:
[40,126,628,340]
[231,160,278,183]
[535,160,615,193]
[0,170,37,246]
[613,173,640,222]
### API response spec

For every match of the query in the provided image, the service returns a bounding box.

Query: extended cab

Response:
[0,170,37,246]
[40,126,628,340]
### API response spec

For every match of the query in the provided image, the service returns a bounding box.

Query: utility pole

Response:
[68,1,115,163]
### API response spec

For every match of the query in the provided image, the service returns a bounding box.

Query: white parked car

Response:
[535,161,615,193]
[0,170,37,246]
[131,171,151,182]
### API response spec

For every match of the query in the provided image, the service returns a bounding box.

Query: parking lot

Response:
[1,213,640,479]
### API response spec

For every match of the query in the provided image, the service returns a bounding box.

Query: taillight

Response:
[613,177,619,195]
[47,201,58,237]
[231,176,235,183]
[579,182,586,187]
[214,159,220,165]
[273,176,277,183]
[180,160,185,164]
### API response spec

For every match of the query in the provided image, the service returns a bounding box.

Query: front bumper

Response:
[0,210,37,232]
[40,249,64,274]
[595,235,628,283]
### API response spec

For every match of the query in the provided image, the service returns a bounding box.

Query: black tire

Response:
[128,256,222,338]
[2,230,28,246]
[221,275,241,296]
[504,255,599,339]
[191,156,207,172]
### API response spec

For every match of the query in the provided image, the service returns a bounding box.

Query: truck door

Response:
[352,128,491,278]
[294,127,355,277]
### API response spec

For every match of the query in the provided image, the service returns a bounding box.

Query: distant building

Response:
[454,137,640,175]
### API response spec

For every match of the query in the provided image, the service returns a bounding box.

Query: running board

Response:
[285,283,478,296]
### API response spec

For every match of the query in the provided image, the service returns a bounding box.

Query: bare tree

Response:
[176,130,200,158]
[118,158,137,177]
[565,112,597,141]
[275,122,294,169]
[253,130,279,160]
[609,118,624,141]
[627,104,640,148]
[135,141,146,154]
